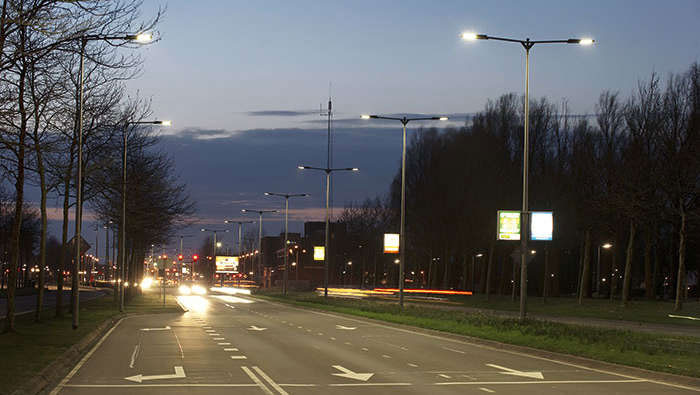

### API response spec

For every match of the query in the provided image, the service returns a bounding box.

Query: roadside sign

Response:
[497,210,521,240]
[215,256,239,273]
[313,246,325,261]
[530,211,553,241]
[383,233,400,254]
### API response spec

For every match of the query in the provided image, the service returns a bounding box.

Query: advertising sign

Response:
[313,246,325,261]
[530,211,553,241]
[497,210,521,240]
[215,256,239,273]
[384,233,400,254]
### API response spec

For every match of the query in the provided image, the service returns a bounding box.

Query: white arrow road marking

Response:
[336,325,357,330]
[139,326,171,331]
[332,365,374,382]
[124,366,185,383]
[248,326,267,331]
[486,363,544,380]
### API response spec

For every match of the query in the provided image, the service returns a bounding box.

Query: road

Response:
[0,288,108,319]
[51,289,699,394]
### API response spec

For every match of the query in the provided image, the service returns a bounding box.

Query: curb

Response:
[255,295,700,392]
[9,313,125,395]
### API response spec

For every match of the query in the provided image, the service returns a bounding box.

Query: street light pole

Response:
[361,115,448,308]
[265,193,309,296]
[71,32,152,330]
[597,243,613,295]
[119,120,170,312]
[241,210,277,286]
[461,32,594,321]
[297,166,358,298]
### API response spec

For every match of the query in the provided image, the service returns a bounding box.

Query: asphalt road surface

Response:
[51,290,698,394]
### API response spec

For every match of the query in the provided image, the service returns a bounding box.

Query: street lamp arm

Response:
[297,165,325,171]
[329,167,359,172]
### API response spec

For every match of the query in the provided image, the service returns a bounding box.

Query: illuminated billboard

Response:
[384,233,400,254]
[530,211,553,241]
[313,246,325,261]
[215,256,239,273]
[497,210,521,240]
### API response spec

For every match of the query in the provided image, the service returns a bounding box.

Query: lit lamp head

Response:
[133,33,153,43]
[602,243,613,249]
[460,32,487,41]
[360,115,371,119]
[159,120,172,126]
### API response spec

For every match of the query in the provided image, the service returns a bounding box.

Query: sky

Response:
[33,0,700,258]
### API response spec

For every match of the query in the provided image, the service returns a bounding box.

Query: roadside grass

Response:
[255,290,700,378]
[443,293,700,327]
[0,290,180,395]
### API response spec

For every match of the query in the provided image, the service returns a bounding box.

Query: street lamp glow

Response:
[602,243,613,249]
[360,114,371,119]
[476,253,484,258]
[160,120,172,126]
[297,165,305,170]
[439,117,449,121]
[461,32,478,41]
[579,38,594,45]
[134,33,153,43]
[351,168,359,172]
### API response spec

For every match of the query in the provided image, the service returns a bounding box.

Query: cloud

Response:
[246,110,319,117]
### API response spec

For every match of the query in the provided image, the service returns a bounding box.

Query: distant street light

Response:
[200,227,230,283]
[597,242,613,295]
[297,166,358,298]
[472,253,484,293]
[461,32,594,321]
[241,209,277,283]
[361,114,447,308]
[71,31,152,330]
[265,192,309,296]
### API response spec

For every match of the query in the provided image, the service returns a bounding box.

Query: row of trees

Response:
[338,63,699,310]
[0,1,193,332]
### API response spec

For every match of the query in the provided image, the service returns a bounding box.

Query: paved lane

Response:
[51,290,699,394]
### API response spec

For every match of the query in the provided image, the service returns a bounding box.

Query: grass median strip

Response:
[255,291,700,378]
[0,290,180,395]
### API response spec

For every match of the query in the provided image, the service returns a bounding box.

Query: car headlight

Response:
[178,285,191,295]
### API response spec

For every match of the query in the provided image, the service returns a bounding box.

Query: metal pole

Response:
[258,213,263,285]
[120,123,127,312]
[284,197,289,296]
[519,44,531,321]
[324,171,331,298]
[399,120,407,308]
[105,226,109,281]
[596,245,601,295]
[72,38,87,330]
[471,255,476,292]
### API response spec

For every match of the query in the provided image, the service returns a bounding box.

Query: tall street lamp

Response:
[71,32,152,329]
[297,166,358,298]
[241,209,277,284]
[119,120,170,312]
[461,32,594,321]
[596,242,613,295]
[361,114,448,308]
[472,253,484,293]
[265,193,309,296]
[224,220,255,256]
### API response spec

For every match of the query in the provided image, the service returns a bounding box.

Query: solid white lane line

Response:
[224,348,239,351]
[63,384,259,388]
[479,388,495,393]
[230,356,248,359]
[434,379,646,386]
[49,317,125,395]
[129,345,139,369]
[242,367,275,395]
[442,346,466,354]
[329,383,412,387]
[252,366,289,395]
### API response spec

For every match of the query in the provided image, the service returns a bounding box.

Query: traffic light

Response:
[192,254,199,261]
[178,254,183,261]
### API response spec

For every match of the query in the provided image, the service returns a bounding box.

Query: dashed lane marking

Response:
[479,388,495,393]
[230,356,248,360]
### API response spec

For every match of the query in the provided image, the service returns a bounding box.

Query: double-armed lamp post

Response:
[461,32,594,320]
[265,193,309,296]
[297,166,358,298]
[241,209,277,283]
[361,115,447,308]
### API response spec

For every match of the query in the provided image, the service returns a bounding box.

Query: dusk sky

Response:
[39,0,700,257]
